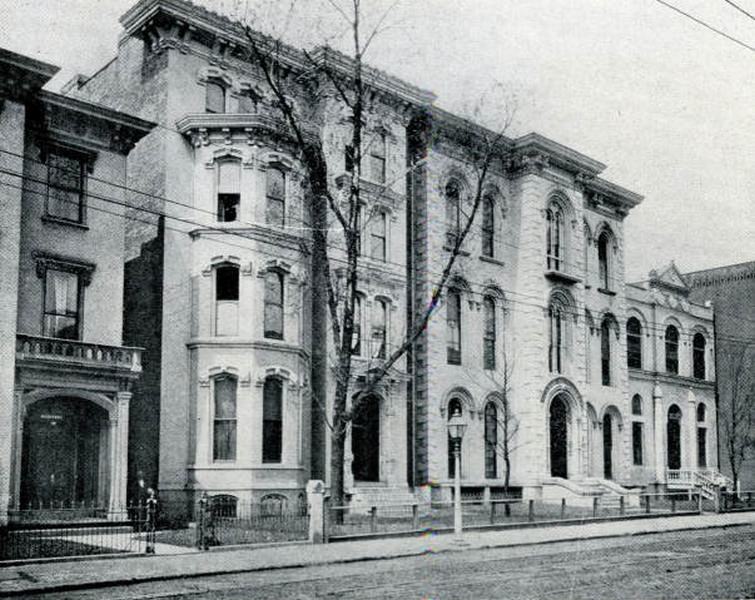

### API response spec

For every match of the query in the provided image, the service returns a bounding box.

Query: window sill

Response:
[479,255,505,267]
[544,270,581,285]
[597,288,616,296]
[42,215,89,231]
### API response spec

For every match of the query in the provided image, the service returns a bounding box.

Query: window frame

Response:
[665,325,679,374]
[548,300,565,374]
[45,148,87,225]
[263,269,285,340]
[692,332,706,380]
[370,210,388,262]
[447,398,463,478]
[445,181,462,247]
[481,193,495,258]
[483,296,496,370]
[216,159,241,223]
[626,317,642,369]
[484,401,498,479]
[446,289,462,365]
[632,421,644,466]
[262,377,284,464]
[368,132,387,184]
[546,204,564,271]
[212,374,238,462]
[371,298,388,359]
[597,231,610,290]
[601,318,611,386]
[215,263,240,337]
[205,81,226,114]
[265,165,286,228]
[42,268,82,340]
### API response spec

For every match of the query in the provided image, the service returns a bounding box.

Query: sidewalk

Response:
[0,511,752,596]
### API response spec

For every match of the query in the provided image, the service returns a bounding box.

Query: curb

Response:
[0,518,751,597]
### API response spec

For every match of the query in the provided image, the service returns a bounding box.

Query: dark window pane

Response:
[483,296,496,370]
[217,194,239,222]
[263,378,283,463]
[485,403,497,478]
[371,300,387,359]
[665,326,679,374]
[626,317,642,369]
[693,333,706,379]
[598,232,609,289]
[697,427,707,467]
[445,182,461,246]
[351,296,362,355]
[47,152,84,222]
[264,271,284,339]
[632,394,642,416]
[213,375,237,461]
[216,265,239,301]
[632,422,643,465]
[482,195,495,257]
[446,291,461,365]
[43,269,80,339]
[601,320,611,386]
[447,398,462,478]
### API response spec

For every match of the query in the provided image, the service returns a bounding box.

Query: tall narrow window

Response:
[548,301,564,373]
[482,194,495,258]
[632,422,643,465]
[369,133,386,184]
[47,150,85,223]
[371,298,388,359]
[483,296,496,370]
[693,333,706,379]
[266,166,285,227]
[632,394,643,416]
[351,295,362,356]
[484,402,498,478]
[626,317,642,369]
[213,375,237,461]
[43,269,80,339]
[546,204,564,270]
[597,231,610,290]
[447,398,462,478]
[697,403,707,467]
[665,325,679,374]
[445,181,461,246]
[215,264,239,336]
[262,378,283,463]
[601,318,611,386]
[370,211,387,262]
[217,160,240,222]
[206,81,225,113]
[264,270,284,339]
[446,290,462,365]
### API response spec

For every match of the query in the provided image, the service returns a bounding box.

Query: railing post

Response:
[370,506,377,533]
[528,499,534,522]
[489,501,496,524]
[412,503,419,530]
[697,491,703,513]
[620,496,625,516]
[671,496,676,513]
[748,492,752,508]
[306,480,326,544]
[145,490,156,555]
[197,492,208,550]
[645,495,651,514]
[592,497,598,518]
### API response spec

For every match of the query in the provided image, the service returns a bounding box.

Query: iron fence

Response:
[720,490,755,512]
[326,491,703,540]
[0,499,156,562]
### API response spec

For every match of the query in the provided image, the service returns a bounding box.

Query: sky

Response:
[1,0,753,281]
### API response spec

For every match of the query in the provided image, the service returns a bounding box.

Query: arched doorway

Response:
[351,395,380,482]
[603,413,613,479]
[550,395,569,478]
[667,404,682,470]
[20,397,109,508]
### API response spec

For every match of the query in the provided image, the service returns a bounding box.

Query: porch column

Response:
[109,391,131,516]
[686,388,697,470]
[653,382,665,483]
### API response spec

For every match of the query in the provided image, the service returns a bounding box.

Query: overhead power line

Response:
[653,0,755,53]
[722,0,755,22]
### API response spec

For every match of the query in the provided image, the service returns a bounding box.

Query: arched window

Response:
[445,181,462,246]
[217,159,240,222]
[546,203,564,270]
[446,289,462,365]
[548,298,566,373]
[693,333,706,379]
[351,295,362,356]
[601,318,611,386]
[485,402,498,479]
[206,81,226,114]
[447,398,463,478]
[483,296,496,370]
[697,402,707,467]
[371,298,388,359]
[597,231,610,290]
[264,270,284,339]
[370,211,387,262]
[626,317,642,369]
[482,193,495,258]
[213,374,237,461]
[631,394,643,416]
[262,378,283,463]
[266,166,285,227]
[665,325,679,374]
[215,264,239,336]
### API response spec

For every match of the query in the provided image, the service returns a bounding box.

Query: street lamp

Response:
[447,406,467,543]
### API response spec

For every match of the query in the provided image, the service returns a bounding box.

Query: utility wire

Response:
[653,0,755,52]
[722,0,755,22]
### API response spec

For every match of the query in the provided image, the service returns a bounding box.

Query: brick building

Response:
[0,48,153,523]
[61,0,726,510]
[686,261,755,490]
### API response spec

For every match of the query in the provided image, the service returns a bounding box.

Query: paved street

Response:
[26,525,755,599]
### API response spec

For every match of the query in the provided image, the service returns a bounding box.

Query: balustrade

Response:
[16,334,142,372]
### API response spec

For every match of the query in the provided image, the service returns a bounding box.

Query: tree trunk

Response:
[504,455,511,517]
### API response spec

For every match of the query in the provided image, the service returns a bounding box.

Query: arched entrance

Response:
[667,404,682,470]
[550,394,569,478]
[20,397,109,508]
[603,413,613,479]
[351,395,380,482]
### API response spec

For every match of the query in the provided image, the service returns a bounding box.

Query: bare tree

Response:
[240,0,514,510]
[720,341,755,494]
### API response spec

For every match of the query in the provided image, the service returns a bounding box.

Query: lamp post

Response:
[447,406,467,544]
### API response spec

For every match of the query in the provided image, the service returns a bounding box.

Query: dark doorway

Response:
[351,396,380,482]
[667,404,682,470]
[21,398,107,508]
[603,413,613,479]
[549,395,569,478]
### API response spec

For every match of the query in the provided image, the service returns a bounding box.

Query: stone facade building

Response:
[0,48,153,522]
[60,0,725,510]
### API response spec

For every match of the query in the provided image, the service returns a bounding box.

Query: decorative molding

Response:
[32,251,96,286]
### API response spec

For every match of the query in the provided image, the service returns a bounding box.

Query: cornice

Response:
[628,369,715,390]
[0,47,58,103]
[585,176,643,214]
[509,133,606,179]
